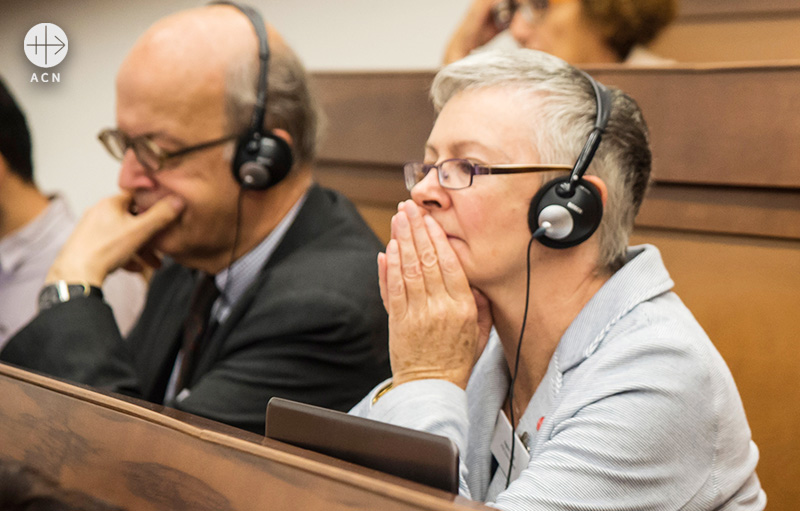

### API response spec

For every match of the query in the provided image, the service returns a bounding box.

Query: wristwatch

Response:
[38,281,104,311]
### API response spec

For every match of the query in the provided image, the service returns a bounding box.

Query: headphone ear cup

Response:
[233,133,294,190]
[528,176,603,249]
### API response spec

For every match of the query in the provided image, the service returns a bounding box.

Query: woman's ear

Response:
[583,175,607,206]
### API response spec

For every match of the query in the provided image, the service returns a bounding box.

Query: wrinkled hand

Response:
[378,200,492,390]
[444,0,506,64]
[46,193,185,286]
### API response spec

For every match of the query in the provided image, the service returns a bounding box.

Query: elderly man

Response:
[2,4,390,435]
[352,49,765,510]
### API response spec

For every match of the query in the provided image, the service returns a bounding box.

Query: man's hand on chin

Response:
[46,193,185,286]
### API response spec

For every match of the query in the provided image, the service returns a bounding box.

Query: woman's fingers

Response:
[378,252,389,312]
[384,239,408,317]
[402,201,447,295]
[392,211,427,305]
[392,200,472,302]
[423,215,473,299]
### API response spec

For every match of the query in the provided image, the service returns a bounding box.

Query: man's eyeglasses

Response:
[97,128,238,173]
[403,158,572,191]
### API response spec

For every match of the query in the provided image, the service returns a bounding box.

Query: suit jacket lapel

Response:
[263,184,327,270]
[187,186,331,386]
[138,266,197,402]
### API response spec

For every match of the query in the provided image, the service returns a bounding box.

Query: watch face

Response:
[38,285,61,311]
[38,282,100,311]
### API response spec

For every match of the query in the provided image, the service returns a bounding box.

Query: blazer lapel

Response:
[139,267,197,402]
[185,185,330,388]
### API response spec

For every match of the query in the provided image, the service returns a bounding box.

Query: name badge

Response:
[490,409,531,483]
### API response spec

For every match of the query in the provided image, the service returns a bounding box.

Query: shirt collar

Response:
[211,191,308,323]
[554,244,675,373]
[0,196,71,274]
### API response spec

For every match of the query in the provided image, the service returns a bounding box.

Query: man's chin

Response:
[146,228,180,259]
[150,231,215,271]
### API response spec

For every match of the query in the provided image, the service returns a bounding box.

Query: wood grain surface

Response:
[0,365,489,511]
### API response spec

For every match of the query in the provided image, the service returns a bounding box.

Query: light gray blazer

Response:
[352,245,766,510]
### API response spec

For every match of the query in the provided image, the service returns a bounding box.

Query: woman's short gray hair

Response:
[224,43,324,169]
[432,49,651,272]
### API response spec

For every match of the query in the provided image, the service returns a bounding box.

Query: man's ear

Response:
[271,128,293,148]
[583,175,607,207]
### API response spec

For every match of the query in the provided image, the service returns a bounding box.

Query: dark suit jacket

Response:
[2,186,390,434]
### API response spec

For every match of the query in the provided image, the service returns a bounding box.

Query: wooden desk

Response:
[310,63,800,511]
[653,0,800,64]
[0,363,488,511]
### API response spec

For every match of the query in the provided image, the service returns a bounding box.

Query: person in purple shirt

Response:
[0,77,145,349]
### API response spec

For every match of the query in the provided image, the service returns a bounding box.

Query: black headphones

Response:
[214,1,294,190]
[527,71,613,249]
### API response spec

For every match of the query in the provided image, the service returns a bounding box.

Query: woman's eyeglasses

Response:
[403,158,571,191]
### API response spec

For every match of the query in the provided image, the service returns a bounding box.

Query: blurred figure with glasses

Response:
[350,49,764,509]
[444,0,677,65]
[0,77,145,349]
[2,4,390,435]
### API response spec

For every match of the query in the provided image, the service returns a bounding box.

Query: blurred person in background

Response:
[0,77,145,351]
[444,0,677,65]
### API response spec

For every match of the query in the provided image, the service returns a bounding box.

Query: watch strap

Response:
[38,281,104,311]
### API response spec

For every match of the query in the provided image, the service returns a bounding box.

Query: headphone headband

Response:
[212,1,269,135]
[210,1,293,190]
[564,71,614,194]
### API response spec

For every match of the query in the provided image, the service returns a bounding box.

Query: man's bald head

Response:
[118,4,321,167]
[120,5,288,82]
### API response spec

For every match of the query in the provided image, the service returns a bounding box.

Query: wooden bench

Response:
[0,363,489,511]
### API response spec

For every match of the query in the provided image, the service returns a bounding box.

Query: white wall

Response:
[0,0,481,216]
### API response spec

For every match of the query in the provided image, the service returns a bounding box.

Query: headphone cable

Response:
[530,221,550,240]
[219,189,245,311]
[505,229,544,488]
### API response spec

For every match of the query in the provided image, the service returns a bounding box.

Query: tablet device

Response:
[265,397,460,494]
